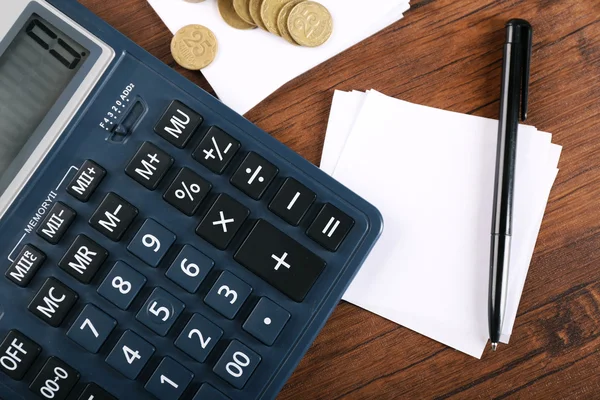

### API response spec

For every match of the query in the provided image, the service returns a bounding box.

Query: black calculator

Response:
[0,0,383,399]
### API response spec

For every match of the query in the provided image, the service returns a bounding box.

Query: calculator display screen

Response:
[0,14,88,181]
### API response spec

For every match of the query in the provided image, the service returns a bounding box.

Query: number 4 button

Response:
[106,330,155,379]
[175,313,223,363]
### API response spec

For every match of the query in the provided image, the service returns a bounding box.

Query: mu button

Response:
[235,220,326,302]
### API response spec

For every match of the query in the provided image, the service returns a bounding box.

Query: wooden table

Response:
[80,0,600,398]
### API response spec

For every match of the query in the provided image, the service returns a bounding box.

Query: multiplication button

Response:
[196,194,250,250]
[29,357,80,400]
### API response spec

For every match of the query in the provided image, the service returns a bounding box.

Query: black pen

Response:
[489,19,532,351]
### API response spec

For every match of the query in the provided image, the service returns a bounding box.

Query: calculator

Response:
[0,0,383,399]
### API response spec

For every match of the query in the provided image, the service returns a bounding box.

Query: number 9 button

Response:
[127,219,176,267]
[136,287,185,336]
[97,261,146,310]
[175,313,223,363]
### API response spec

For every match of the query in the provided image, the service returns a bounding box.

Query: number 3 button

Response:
[204,271,252,319]
[136,288,185,336]
[175,314,223,362]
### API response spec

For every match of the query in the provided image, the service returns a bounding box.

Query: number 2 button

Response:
[136,288,185,336]
[204,271,252,319]
[175,314,223,363]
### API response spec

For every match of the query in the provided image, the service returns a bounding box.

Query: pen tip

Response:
[491,342,498,351]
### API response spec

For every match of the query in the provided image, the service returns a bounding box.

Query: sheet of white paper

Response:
[146,0,410,114]
[323,91,560,357]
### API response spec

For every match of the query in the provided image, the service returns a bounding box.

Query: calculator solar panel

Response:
[0,1,383,399]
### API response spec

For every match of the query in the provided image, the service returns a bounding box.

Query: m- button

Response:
[89,193,138,241]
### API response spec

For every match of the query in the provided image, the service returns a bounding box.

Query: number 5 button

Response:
[136,288,185,336]
[145,357,194,400]
[213,341,261,389]
[204,271,252,319]
[106,330,155,379]
[175,314,223,362]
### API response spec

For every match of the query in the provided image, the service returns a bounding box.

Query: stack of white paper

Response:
[321,90,562,358]
[147,0,411,115]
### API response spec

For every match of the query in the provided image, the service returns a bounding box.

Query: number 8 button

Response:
[213,341,261,389]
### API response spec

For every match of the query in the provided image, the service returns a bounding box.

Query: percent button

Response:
[164,168,212,216]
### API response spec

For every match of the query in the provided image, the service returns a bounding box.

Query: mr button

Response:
[0,330,41,380]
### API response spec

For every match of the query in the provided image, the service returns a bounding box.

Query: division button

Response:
[67,160,106,202]
[0,330,41,380]
[230,152,278,200]
[36,202,76,245]
[154,100,204,148]
[5,245,46,287]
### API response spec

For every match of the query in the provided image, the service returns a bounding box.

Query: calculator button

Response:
[213,341,261,389]
[163,167,212,216]
[144,357,194,400]
[36,202,76,245]
[193,384,230,400]
[127,219,176,267]
[29,357,80,400]
[0,330,41,380]
[307,204,355,251]
[58,235,108,284]
[5,244,45,287]
[89,193,138,241]
[67,304,117,353]
[175,313,223,362]
[78,383,117,400]
[192,126,240,174]
[230,152,278,200]
[136,287,185,336]
[165,245,213,293]
[204,271,252,319]
[154,100,204,148]
[105,330,155,379]
[243,298,290,346]
[67,160,106,202]
[235,220,326,302]
[97,261,146,310]
[28,278,78,327]
[269,178,316,226]
[196,194,250,250]
[125,141,174,190]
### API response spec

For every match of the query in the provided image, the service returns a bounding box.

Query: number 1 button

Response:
[204,271,252,319]
[145,357,194,400]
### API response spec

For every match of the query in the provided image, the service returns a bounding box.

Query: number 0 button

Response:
[136,288,185,336]
[175,314,223,363]
[106,330,155,379]
[67,304,116,353]
[204,271,252,319]
[145,357,194,400]
[213,341,261,389]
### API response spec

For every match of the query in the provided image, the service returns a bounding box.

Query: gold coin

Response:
[171,25,218,70]
[288,1,333,47]
[261,0,291,36]
[249,0,267,30]
[218,0,255,30]
[277,0,303,44]
[233,0,255,25]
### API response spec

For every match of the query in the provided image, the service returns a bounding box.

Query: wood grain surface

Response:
[79,0,600,398]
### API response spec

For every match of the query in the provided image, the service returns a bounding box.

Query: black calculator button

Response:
[269,178,316,226]
[78,383,117,400]
[5,244,45,287]
[97,261,146,310]
[36,202,76,245]
[154,100,203,148]
[29,357,80,400]
[66,304,117,353]
[307,204,355,251]
[28,278,78,327]
[144,357,194,400]
[204,271,252,319]
[193,384,230,400]
[163,167,212,216]
[127,219,176,267]
[125,141,174,190]
[105,330,155,379]
[242,298,290,346]
[175,313,223,363]
[67,160,106,202]
[230,152,278,200]
[58,235,108,284]
[89,193,138,241]
[196,194,250,250]
[235,220,326,302]
[192,126,240,174]
[213,341,261,389]
[165,245,214,293]
[136,287,185,336]
[0,330,41,380]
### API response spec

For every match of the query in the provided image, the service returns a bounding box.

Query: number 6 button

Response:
[136,287,185,336]
[175,313,223,362]
[213,341,261,389]
[204,271,252,319]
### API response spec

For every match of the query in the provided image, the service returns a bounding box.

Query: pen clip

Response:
[519,23,532,121]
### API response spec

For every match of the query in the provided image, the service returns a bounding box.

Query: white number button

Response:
[213,341,261,389]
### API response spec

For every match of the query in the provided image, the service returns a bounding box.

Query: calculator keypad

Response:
[105,330,155,379]
[196,194,250,250]
[67,304,116,353]
[165,245,214,293]
[29,357,80,400]
[193,126,240,174]
[154,100,204,148]
[5,245,46,287]
[125,141,174,190]
[213,341,261,389]
[230,152,279,200]
[58,235,108,284]
[89,193,138,241]
[28,278,78,327]
[0,330,41,380]
[127,219,176,267]
[145,357,194,400]
[307,203,355,251]
[204,271,252,319]
[175,313,223,362]
[193,384,230,400]
[97,261,146,310]
[163,167,212,215]
[136,287,185,336]
[36,202,76,245]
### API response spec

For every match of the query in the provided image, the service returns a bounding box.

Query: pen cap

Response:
[506,19,532,121]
